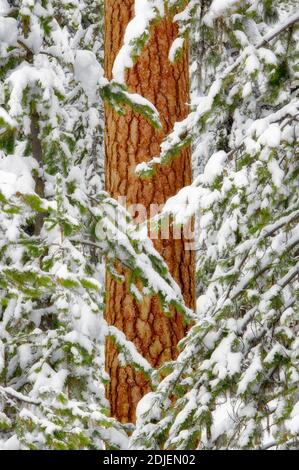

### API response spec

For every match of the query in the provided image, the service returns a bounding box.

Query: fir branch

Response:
[0,386,41,406]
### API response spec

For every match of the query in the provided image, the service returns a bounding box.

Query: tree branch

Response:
[259,11,299,47]
[0,386,41,405]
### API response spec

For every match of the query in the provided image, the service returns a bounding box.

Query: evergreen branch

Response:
[220,208,299,303]
[261,434,299,450]
[17,40,60,61]
[0,386,41,405]
[230,235,299,301]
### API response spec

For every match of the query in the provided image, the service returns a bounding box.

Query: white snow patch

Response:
[286,402,299,434]
[169,37,184,63]
[267,159,284,187]
[112,0,165,83]
[0,156,36,199]
[74,50,103,104]
[244,54,260,75]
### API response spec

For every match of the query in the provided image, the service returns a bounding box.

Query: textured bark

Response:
[104,0,195,423]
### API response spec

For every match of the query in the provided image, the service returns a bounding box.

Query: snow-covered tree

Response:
[131,0,299,450]
[1,0,298,451]
[0,0,191,449]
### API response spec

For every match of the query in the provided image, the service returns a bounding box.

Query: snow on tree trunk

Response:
[104,0,195,423]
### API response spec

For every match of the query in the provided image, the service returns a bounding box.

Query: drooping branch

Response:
[136,10,299,176]
[259,11,299,47]
[30,112,45,236]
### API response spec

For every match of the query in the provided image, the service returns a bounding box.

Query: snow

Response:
[203,0,239,27]
[7,64,64,118]
[210,400,236,443]
[267,159,284,187]
[99,428,129,450]
[18,344,32,370]
[234,30,249,47]
[168,389,198,437]
[0,17,18,46]
[258,124,281,148]
[64,331,93,354]
[280,307,295,326]
[233,169,248,188]
[135,157,160,176]
[1,435,20,450]
[286,402,299,434]
[163,186,201,225]
[202,151,227,184]
[197,294,213,315]
[0,107,17,128]
[244,137,261,155]
[200,211,213,229]
[112,0,165,83]
[260,10,299,47]
[125,14,148,43]
[112,47,134,84]
[74,50,103,104]
[264,345,286,364]
[242,82,252,99]
[244,54,260,74]
[0,340,4,374]
[30,364,68,397]
[258,48,278,65]
[135,391,162,424]
[123,90,160,115]
[237,348,263,394]
[108,325,153,373]
[217,217,238,253]
[22,14,43,54]
[208,334,242,378]
[0,0,10,15]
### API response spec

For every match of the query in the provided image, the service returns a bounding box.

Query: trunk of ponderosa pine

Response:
[104,0,195,423]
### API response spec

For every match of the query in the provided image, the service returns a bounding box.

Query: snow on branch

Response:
[135,9,299,177]
[259,11,299,47]
[0,386,41,406]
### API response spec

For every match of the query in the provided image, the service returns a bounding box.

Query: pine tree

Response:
[131,0,299,450]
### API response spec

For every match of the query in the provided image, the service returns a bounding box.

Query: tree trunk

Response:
[104,0,195,424]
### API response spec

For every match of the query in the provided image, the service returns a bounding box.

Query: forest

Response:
[0,0,298,451]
